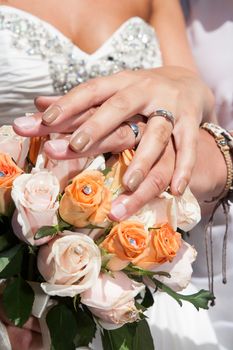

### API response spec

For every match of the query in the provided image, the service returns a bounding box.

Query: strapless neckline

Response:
[0,5,153,59]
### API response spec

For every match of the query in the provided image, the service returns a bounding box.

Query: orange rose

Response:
[134,223,182,269]
[59,170,112,227]
[28,136,48,166]
[0,153,23,215]
[106,150,135,193]
[101,221,148,265]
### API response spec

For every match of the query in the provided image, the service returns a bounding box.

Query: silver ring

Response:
[125,122,140,139]
[150,109,175,128]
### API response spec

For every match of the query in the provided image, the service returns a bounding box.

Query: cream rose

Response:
[151,241,197,291]
[11,170,60,245]
[81,271,144,329]
[38,231,101,297]
[0,125,29,168]
[146,187,200,231]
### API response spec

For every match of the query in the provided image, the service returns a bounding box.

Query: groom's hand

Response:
[109,138,175,221]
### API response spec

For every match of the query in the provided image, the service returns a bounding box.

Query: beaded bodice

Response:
[0,6,162,123]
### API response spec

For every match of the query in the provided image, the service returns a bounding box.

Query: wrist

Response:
[190,129,228,204]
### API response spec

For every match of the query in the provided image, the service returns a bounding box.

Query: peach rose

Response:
[105,149,134,196]
[28,136,48,166]
[38,231,101,297]
[81,272,144,329]
[0,153,23,216]
[0,125,29,168]
[101,221,148,270]
[11,170,60,245]
[133,223,181,269]
[59,170,112,227]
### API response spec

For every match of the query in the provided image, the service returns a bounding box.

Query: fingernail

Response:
[13,116,38,129]
[69,131,90,152]
[110,203,127,220]
[127,170,144,192]
[177,179,187,195]
[42,105,62,125]
[47,139,69,153]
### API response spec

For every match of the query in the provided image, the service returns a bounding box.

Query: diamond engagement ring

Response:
[149,109,175,128]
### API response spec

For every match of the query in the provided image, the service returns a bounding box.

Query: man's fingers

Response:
[44,118,146,159]
[109,140,175,221]
[171,123,198,195]
[123,116,173,191]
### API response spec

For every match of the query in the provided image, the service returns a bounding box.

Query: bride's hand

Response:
[0,301,42,350]
[13,66,214,195]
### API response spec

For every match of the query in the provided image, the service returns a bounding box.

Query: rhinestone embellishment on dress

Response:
[0,12,162,94]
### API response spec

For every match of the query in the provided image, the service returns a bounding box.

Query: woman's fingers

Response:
[40,73,129,126]
[109,139,175,221]
[13,108,99,137]
[34,96,61,112]
[122,116,173,191]
[171,120,199,195]
[44,117,146,159]
[7,325,43,350]
[0,300,40,333]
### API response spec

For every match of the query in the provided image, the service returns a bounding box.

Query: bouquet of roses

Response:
[0,125,214,350]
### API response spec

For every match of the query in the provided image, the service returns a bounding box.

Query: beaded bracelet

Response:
[200,122,233,203]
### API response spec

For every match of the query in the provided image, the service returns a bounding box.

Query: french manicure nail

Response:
[177,179,187,195]
[110,203,127,220]
[47,139,69,153]
[13,116,38,129]
[127,170,144,192]
[69,131,90,152]
[42,105,62,125]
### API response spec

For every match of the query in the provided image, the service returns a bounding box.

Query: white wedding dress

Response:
[0,5,219,350]
[187,1,233,350]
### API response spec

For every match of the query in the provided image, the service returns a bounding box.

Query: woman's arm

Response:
[150,0,197,71]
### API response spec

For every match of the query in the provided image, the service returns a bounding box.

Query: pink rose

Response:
[81,272,144,329]
[0,125,29,168]
[38,231,101,297]
[11,170,60,245]
[36,133,90,191]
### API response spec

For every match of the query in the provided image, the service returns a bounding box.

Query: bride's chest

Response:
[1,0,151,53]
[0,6,162,95]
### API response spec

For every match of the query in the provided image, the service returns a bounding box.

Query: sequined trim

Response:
[0,12,162,94]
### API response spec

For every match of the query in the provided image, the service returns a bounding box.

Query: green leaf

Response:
[84,224,105,230]
[34,226,58,240]
[102,167,112,177]
[132,320,154,349]
[47,304,77,350]
[101,320,154,350]
[152,277,215,310]
[58,217,72,231]
[0,232,14,252]
[3,276,34,327]
[141,286,154,308]
[73,306,97,347]
[0,244,24,278]
[124,264,171,278]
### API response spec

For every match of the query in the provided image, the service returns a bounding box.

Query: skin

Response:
[11,0,215,198]
[0,0,218,348]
